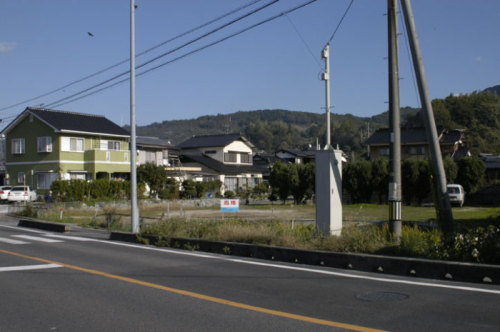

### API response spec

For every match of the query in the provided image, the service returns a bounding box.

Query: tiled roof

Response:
[136,136,175,149]
[366,127,448,145]
[276,148,316,158]
[177,133,254,149]
[180,153,262,175]
[5,107,130,137]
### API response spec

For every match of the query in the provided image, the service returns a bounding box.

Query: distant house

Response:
[0,107,131,191]
[365,127,468,161]
[479,153,500,182]
[177,133,263,194]
[275,148,316,164]
[136,136,177,167]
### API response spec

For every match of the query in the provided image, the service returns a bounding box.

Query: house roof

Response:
[479,153,500,169]
[177,133,255,149]
[136,136,175,150]
[365,127,449,145]
[2,107,130,137]
[276,148,316,158]
[180,153,262,175]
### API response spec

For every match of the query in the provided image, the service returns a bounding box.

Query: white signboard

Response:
[220,199,239,212]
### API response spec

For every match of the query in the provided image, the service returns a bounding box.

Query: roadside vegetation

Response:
[19,200,500,264]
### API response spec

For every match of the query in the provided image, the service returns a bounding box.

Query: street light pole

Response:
[130,0,139,233]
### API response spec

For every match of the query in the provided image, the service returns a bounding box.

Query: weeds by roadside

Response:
[16,202,500,264]
[141,217,500,264]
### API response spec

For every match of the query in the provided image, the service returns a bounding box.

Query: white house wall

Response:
[224,141,252,154]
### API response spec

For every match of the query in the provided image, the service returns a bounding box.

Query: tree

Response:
[288,163,315,204]
[342,160,372,203]
[456,156,486,194]
[159,178,179,200]
[269,161,291,203]
[443,156,458,183]
[432,99,453,129]
[137,163,167,198]
[414,160,432,205]
[401,159,419,205]
[180,180,197,199]
[371,158,389,203]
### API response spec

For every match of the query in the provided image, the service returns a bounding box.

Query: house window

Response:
[410,146,425,155]
[37,172,58,189]
[380,147,389,156]
[108,141,121,151]
[17,172,25,184]
[224,152,237,163]
[145,151,156,163]
[224,177,238,192]
[12,138,25,154]
[240,153,251,164]
[61,137,84,152]
[70,172,86,180]
[37,136,52,153]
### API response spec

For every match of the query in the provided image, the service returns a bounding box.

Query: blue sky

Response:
[1,0,499,132]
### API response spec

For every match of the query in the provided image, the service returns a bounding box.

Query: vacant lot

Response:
[31,201,500,230]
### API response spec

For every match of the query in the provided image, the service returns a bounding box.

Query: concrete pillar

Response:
[315,149,343,235]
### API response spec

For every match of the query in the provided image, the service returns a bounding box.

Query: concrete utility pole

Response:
[130,0,140,233]
[400,0,454,234]
[387,0,402,239]
[322,44,331,149]
[316,43,343,236]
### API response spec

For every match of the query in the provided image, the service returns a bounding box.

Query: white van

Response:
[447,184,465,207]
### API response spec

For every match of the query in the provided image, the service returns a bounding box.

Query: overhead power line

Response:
[326,0,355,46]
[43,0,280,109]
[0,0,268,113]
[50,0,319,109]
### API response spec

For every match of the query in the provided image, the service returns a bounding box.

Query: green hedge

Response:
[50,179,133,202]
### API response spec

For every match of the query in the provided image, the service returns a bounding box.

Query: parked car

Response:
[7,186,37,203]
[447,184,465,207]
[0,186,12,201]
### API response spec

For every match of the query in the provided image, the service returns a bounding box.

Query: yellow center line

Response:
[0,248,386,332]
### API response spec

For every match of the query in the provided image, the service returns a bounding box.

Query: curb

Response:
[110,231,500,285]
[18,218,70,233]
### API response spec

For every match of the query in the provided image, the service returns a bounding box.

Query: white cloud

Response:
[0,42,17,53]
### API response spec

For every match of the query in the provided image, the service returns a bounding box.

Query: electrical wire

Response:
[284,13,323,69]
[0,0,267,113]
[50,0,318,109]
[49,0,318,109]
[325,0,354,46]
[398,8,420,108]
[43,0,280,109]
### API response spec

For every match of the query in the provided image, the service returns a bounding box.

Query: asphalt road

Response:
[1,216,499,331]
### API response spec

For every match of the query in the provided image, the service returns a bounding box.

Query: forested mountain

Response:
[131,87,500,154]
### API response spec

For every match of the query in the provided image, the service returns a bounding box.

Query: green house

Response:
[1,107,131,192]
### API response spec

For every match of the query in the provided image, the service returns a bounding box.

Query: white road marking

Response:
[0,237,29,245]
[0,225,47,233]
[0,224,498,295]
[44,234,94,241]
[12,235,63,243]
[95,239,500,295]
[0,264,61,272]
